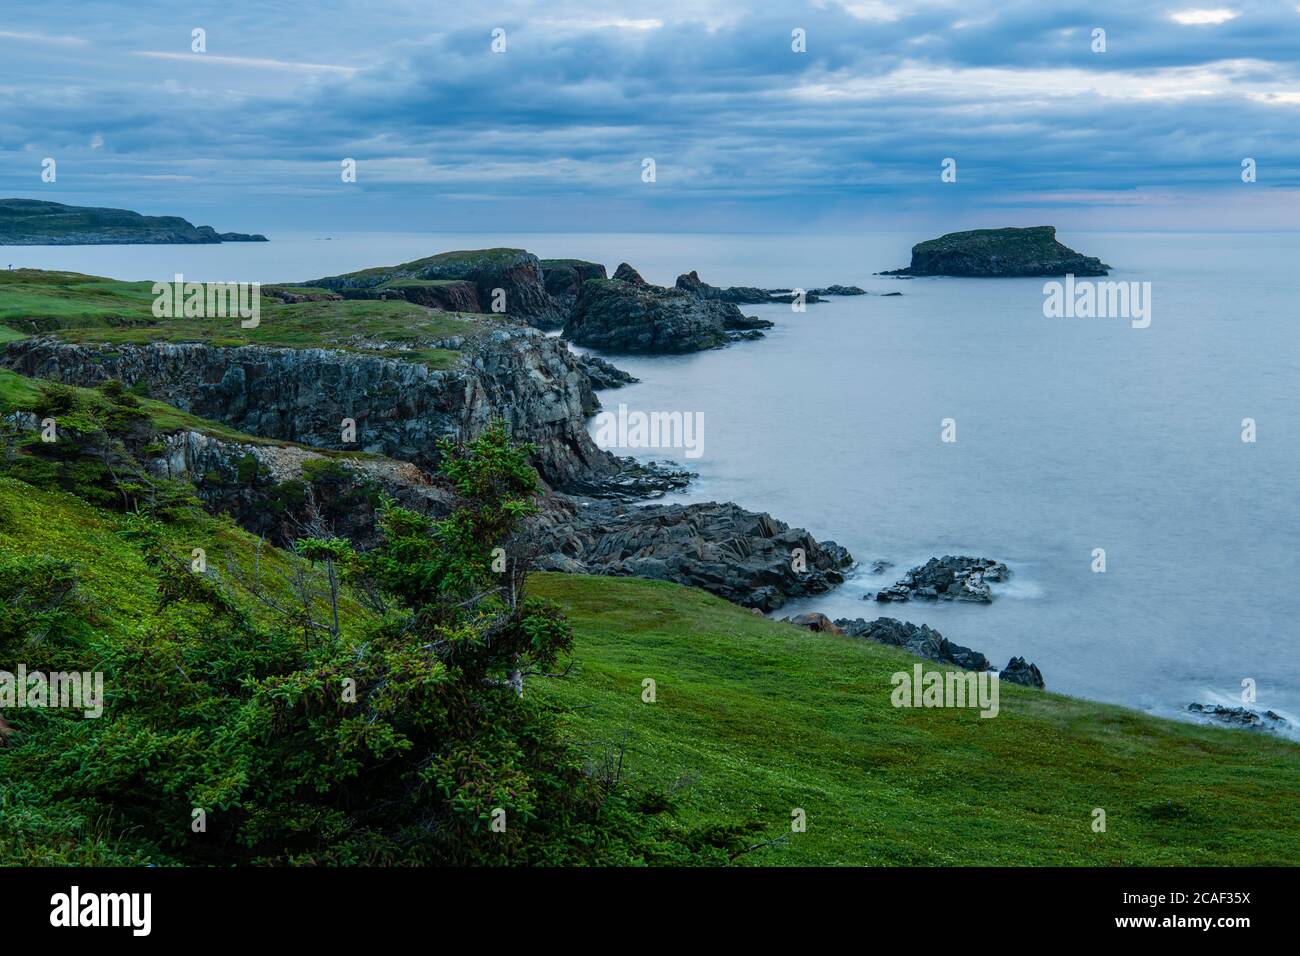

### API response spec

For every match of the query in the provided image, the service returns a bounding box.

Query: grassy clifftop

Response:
[531,573,1300,865]
[0,269,484,368]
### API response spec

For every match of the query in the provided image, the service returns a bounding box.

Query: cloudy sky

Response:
[2,1,1298,233]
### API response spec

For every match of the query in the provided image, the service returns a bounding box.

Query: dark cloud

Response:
[1,0,1296,229]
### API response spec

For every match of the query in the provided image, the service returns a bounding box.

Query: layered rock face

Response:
[564,276,772,353]
[533,497,852,611]
[541,260,608,313]
[340,280,482,313]
[302,249,567,327]
[2,330,616,490]
[147,430,455,548]
[883,226,1109,277]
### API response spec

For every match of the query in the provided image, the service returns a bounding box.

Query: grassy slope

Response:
[0,476,366,644]
[3,473,1297,866]
[0,269,480,368]
[531,573,1300,866]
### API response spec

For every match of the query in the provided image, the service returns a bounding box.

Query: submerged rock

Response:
[806,285,866,296]
[882,226,1109,278]
[1187,704,1289,731]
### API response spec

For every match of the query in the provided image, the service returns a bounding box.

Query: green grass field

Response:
[0,269,482,369]
[530,573,1300,866]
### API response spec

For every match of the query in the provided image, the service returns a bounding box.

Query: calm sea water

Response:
[7,231,1298,734]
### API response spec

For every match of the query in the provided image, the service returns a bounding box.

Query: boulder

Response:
[1000,657,1045,689]
[783,612,843,634]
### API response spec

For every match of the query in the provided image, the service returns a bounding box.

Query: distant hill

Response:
[0,198,266,245]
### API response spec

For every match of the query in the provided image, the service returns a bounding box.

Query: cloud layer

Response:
[1,0,1297,231]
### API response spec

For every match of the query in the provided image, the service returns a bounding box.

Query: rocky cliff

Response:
[883,226,1109,277]
[541,259,608,313]
[2,329,620,490]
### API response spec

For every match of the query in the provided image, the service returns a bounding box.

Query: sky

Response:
[1,0,1298,233]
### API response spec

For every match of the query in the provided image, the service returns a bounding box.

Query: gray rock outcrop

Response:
[533,497,852,611]
[834,617,991,671]
[872,556,1008,604]
[564,276,772,353]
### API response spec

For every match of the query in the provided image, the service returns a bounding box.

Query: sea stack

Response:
[883,226,1109,277]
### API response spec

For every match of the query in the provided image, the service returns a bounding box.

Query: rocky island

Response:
[883,226,1109,277]
[0,198,267,244]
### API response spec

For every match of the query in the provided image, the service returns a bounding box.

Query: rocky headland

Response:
[0,198,266,244]
[564,266,774,353]
[882,226,1109,277]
